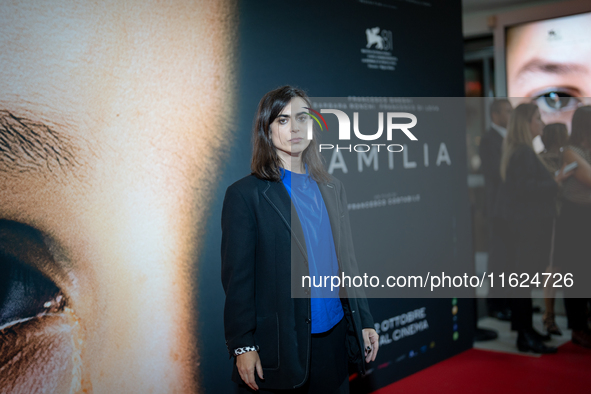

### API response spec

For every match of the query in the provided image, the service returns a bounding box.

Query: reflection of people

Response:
[506,12,591,131]
[495,103,569,354]
[538,123,569,336]
[481,99,513,221]
[0,1,235,392]
[555,106,591,349]
[540,123,569,173]
[221,86,378,393]
[479,99,512,322]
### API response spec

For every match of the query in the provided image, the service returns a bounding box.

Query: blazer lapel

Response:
[262,181,308,262]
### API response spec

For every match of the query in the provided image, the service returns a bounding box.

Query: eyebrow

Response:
[517,59,588,77]
[277,111,308,118]
[0,110,80,177]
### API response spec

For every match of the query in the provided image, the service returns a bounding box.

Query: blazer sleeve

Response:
[336,179,375,329]
[221,185,258,356]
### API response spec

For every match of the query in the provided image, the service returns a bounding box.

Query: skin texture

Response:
[0,312,86,394]
[506,13,591,130]
[0,1,236,393]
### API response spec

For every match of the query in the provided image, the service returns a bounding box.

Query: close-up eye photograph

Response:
[1,0,591,394]
[505,10,591,131]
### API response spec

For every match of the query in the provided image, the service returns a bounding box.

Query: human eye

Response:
[0,222,69,330]
[0,250,66,328]
[532,90,581,113]
[297,114,308,123]
[278,117,289,125]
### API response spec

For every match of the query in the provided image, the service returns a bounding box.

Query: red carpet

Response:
[373,342,591,394]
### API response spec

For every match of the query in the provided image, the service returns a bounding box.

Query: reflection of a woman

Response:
[555,106,591,349]
[495,103,570,354]
[538,123,568,336]
[221,86,379,393]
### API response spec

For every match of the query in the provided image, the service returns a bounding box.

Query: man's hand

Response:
[236,351,264,391]
[362,328,379,363]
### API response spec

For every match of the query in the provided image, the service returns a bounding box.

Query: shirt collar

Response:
[490,122,507,138]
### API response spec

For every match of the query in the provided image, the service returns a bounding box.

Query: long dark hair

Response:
[251,85,330,182]
[569,105,591,149]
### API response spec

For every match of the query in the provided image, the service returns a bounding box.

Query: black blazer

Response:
[479,127,503,218]
[494,144,558,222]
[221,174,374,390]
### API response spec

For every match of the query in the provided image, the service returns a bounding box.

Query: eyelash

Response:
[0,251,65,328]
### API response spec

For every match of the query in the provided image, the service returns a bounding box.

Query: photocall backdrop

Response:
[199,1,473,393]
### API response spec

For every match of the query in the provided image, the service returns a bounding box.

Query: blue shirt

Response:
[281,167,344,333]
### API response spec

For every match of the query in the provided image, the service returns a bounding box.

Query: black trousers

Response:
[511,298,533,331]
[497,217,553,332]
[238,317,349,394]
[565,298,590,331]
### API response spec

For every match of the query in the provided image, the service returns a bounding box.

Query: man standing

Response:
[479,99,513,321]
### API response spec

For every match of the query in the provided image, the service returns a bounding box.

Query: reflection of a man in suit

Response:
[479,99,513,319]
[0,1,235,393]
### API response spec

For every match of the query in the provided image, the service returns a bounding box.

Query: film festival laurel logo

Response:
[365,26,393,51]
[362,27,397,71]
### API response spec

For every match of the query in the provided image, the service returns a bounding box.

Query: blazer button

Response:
[305,318,311,324]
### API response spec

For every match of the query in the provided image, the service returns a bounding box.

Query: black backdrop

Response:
[196,1,473,392]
